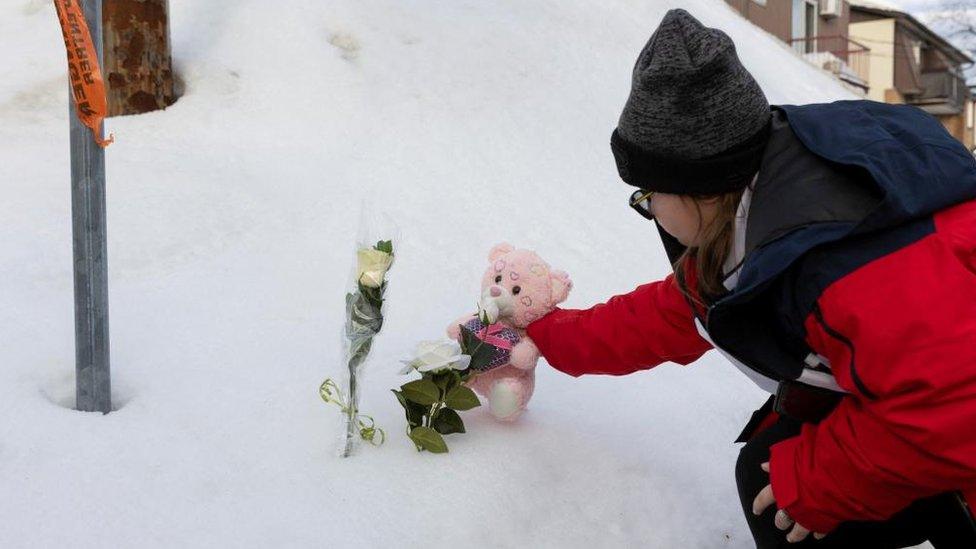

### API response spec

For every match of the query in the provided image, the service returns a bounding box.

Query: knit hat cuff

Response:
[611,117,771,194]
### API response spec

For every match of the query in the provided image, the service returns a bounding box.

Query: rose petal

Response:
[417,358,454,372]
[417,350,445,365]
[357,249,393,287]
[432,341,461,359]
[415,341,437,354]
[360,270,384,288]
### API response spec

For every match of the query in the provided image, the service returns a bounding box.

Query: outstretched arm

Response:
[526,273,711,377]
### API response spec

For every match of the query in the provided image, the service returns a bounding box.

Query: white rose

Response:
[357,248,393,289]
[399,340,472,374]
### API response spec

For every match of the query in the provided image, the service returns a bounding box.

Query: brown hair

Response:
[673,187,747,308]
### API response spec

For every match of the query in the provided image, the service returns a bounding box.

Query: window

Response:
[967,100,974,130]
[792,0,819,53]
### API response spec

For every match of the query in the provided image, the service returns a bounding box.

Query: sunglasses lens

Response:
[630,191,654,220]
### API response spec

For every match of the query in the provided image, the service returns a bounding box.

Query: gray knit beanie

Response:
[611,9,771,194]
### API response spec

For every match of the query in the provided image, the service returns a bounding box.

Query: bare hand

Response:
[752,462,827,543]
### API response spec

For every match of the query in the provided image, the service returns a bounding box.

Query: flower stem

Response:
[429,402,443,427]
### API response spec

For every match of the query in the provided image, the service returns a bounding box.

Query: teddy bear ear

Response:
[550,270,573,304]
[488,242,515,261]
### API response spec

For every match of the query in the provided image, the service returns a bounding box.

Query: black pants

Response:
[735,415,976,548]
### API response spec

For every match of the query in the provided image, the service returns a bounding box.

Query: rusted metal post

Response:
[103,0,175,116]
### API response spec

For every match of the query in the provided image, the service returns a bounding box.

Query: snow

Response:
[848,0,904,12]
[0,1,870,547]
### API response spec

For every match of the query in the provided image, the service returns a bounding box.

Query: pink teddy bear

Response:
[447,243,572,421]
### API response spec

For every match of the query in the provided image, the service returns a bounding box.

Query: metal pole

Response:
[71,0,111,414]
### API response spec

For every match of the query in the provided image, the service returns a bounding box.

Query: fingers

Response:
[787,523,811,543]
[752,484,776,516]
[756,463,827,542]
[775,509,795,530]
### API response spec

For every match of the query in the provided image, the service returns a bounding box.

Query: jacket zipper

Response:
[810,301,877,400]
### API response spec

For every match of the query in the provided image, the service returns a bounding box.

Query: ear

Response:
[550,270,572,305]
[488,242,515,262]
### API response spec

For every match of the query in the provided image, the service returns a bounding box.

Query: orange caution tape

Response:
[54,0,114,147]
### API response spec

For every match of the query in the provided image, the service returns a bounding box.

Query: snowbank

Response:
[0,1,858,547]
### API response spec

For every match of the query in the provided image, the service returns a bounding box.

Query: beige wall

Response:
[941,102,976,150]
[884,88,905,104]
[849,18,896,102]
[968,100,976,150]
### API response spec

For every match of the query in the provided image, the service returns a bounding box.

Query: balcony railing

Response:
[913,71,968,114]
[788,35,871,92]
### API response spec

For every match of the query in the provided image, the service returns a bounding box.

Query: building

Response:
[725,0,975,149]
[726,0,871,94]
[849,1,974,149]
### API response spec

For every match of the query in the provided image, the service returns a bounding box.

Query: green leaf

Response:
[392,389,407,409]
[374,240,394,255]
[444,385,481,411]
[459,325,501,372]
[447,370,461,393]
[409,426,448,453]
[431,408,466,435]
[356,283,385,308]
[401,379,440,406]
[431,370,449,387]
[431,370,459,398]
[458,324,478,351]
[392,390,426,428]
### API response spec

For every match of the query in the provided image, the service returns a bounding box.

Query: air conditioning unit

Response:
[821,0,842,18]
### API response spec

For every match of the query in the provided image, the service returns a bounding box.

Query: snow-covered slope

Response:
[0,1,857,547]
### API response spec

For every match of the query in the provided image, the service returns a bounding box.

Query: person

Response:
[524,9,976,548]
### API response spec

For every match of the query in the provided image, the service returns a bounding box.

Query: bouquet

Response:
[393,326,501,453]
[321,239,395,457]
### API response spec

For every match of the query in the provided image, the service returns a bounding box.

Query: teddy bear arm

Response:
[446,314,479,341]
[508,338,540,370]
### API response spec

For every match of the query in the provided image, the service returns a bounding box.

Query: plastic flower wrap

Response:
[320,207,399,458]
[337,239,393,457]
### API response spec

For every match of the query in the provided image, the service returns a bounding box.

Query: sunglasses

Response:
[629,189,655,220]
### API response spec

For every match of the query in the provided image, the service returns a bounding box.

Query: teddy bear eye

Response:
[512,286,522,295]
[495,275,502,283]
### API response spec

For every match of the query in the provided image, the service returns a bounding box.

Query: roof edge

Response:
[850,3,973,65]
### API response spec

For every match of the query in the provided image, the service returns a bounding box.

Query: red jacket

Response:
[527,198,976,533]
